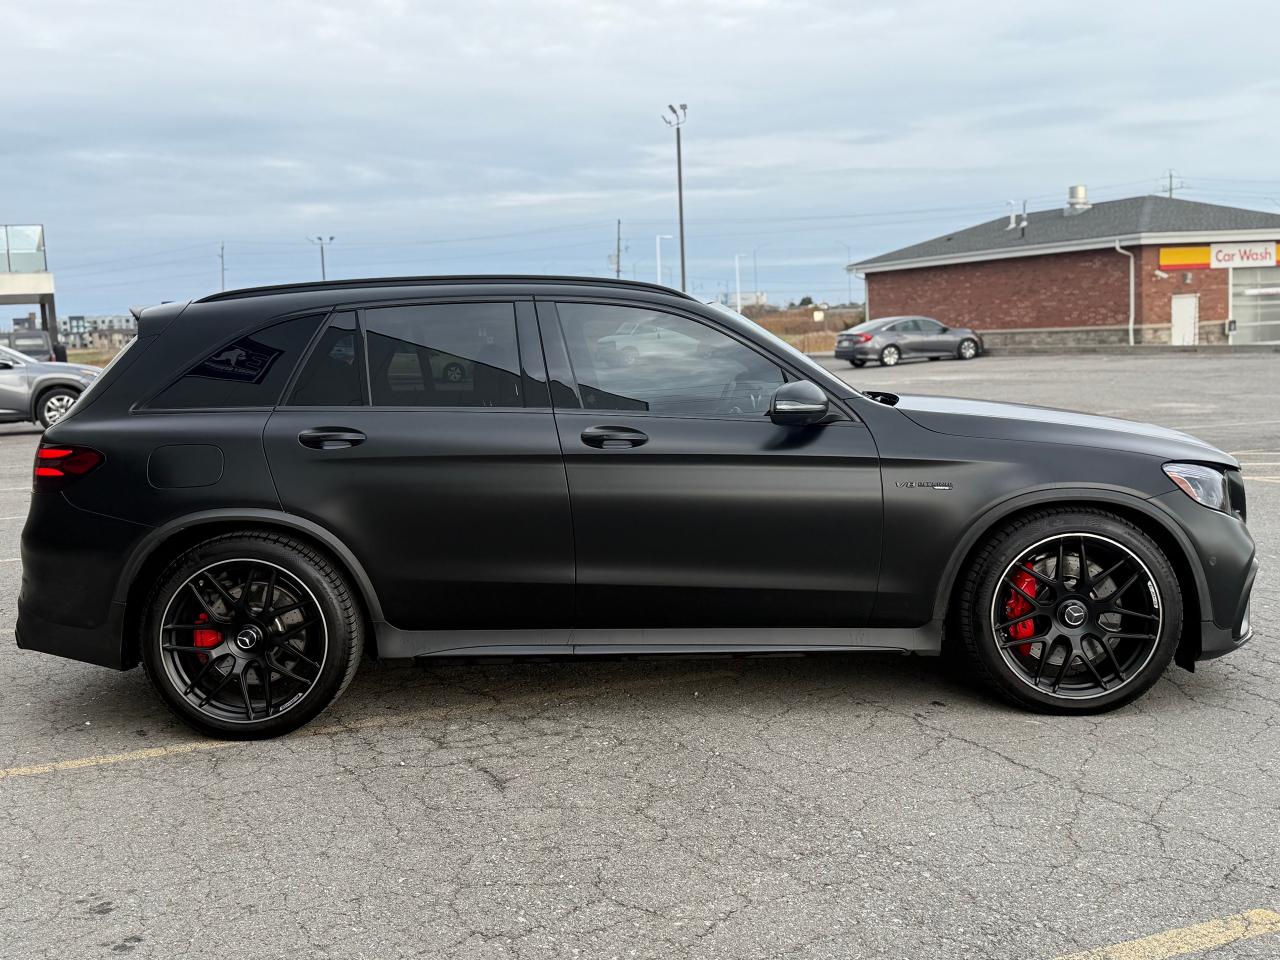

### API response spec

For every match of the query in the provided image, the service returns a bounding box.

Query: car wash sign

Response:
[1160,241,1278,270]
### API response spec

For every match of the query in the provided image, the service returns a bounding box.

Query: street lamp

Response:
[661,103,688,292]
[734,254,744,312]
[309,235,334,280]
[837,242,853,305]
[655,235,673,285]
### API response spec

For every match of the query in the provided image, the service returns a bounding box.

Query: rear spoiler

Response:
[129,300,190,338]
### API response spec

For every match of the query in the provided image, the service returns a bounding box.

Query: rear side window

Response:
[287,312,367,406]
[147,313,325,409]
[364,302,522,408]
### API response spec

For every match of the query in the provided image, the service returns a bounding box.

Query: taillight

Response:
[855,333,872,343]
[33,443,104,491]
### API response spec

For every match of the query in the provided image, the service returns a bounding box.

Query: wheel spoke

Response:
[257,660,274,715]
[268,656,315,687]
[163,643,216,654]
[203,572,239,611]
[239,667,256,721]
[1001,635,1046,650]
[274,617,318,642]
[1105,571,1140,601]
[1077,537,1092,589]
[1111,606,1159,622]
[1098,635,1127,681]
[1091,557,1128,589]
[1079,650,1109,690]
[268,600,306,619]
[1051,651,1075,693]
[1033,639,1056,685]
[187,582,228,623]
[1003,576,1045,608]
[259,568,279,616]
[1056,539,1067,584]
[995,611,1037,632]
[181,653,226,696]
[196,667,236,708]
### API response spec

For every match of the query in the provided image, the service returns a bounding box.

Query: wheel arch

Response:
[117,509,384,667]
[935,489,1209,670]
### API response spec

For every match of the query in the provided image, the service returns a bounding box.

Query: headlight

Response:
[1163,462,1229,511]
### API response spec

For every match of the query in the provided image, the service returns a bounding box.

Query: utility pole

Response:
[615,220,622,279]
[219,242,226,291]
[752,244,767,302]
[662,103,688,291]
[734,254,743,312]
[1163,169,1184,199]
[309,235,334,280]
[655,235,672,285]
[837,242,852,305]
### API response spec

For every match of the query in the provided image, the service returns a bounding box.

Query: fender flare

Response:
[113,508,386,623]
[930,485,1212,623]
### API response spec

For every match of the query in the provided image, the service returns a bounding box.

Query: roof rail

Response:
[195,275,696,304]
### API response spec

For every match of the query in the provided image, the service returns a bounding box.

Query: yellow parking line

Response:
[0,668,734,781]
[1053,908,1280,960]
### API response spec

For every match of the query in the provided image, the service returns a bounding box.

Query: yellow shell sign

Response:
[1160,242,1278,270]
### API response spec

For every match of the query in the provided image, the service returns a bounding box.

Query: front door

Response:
[264,301,574,638]
[1171,294,1199,345]
[0,352,28,419]
[540,299,882,633]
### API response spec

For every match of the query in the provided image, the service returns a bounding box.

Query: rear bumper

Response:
[15,492,150,670]
[834,342,879,360]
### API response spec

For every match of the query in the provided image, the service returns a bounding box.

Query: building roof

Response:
[855,195,1280,273]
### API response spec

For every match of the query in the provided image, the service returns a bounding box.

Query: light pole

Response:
[837,242,852,305]
[655,235,673,285]
[752,244,768,303]
[309,235,334,280]
[734,254,743,312]
[661,103,688,292]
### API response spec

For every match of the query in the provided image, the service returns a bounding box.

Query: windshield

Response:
[702,301,860,397]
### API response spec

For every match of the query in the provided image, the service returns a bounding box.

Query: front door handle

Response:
[580,425,649,449]
[298,427,367,450]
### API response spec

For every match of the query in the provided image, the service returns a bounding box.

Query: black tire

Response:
[879,345,901,367]
[37,387,79,429]
[443,361,465,383]
[850,359,866,368]
[141,531,363,739]
[955,507,1182,713]
[957,337,978,360]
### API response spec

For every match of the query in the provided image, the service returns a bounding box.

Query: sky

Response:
[7,0,1280,317]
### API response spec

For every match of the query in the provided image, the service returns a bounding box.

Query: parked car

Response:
[16,277,1254,739]
[0,343,99,427]
[2,329,55,362]
[835,315,982,367]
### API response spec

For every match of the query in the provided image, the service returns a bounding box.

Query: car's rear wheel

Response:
[956,508,1181,713]
[141,531,363,739]
[37,388,79,428]
[850,359,866,368]
[879,345,901,367]
[958,338,978,360]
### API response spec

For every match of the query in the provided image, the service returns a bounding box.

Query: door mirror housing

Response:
[769,380,829,426]
[0,359,14,370]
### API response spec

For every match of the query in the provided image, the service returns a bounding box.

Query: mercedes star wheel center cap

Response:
[1060,601,1088,628]
[234,626,263,651]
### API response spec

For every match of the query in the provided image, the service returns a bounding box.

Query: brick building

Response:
[851,188,1280,347]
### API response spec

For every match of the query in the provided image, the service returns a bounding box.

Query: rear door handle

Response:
[580,425,649,449]
[298,427,367,450]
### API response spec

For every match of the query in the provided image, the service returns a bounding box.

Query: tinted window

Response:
[287,312,366,406]
[365,303,521,408]
[890,319,920,333]
[916,318,944,333]
[556,303,783,418]
[148,313,325,409]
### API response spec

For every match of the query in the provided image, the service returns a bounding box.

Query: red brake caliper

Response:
[192,612,222,663]
[1004,564,1038,656]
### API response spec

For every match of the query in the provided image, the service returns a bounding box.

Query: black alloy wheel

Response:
[879,344,901,367]
[142,532,362,738]
[957,509,1181,712]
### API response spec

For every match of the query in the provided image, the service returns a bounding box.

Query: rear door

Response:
[264,299,574,641]
[0,349,29,418]
[541,299,882,634]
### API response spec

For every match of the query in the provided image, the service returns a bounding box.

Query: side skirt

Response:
[375,623,943,659]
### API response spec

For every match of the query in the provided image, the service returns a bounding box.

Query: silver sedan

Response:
[834,315,983,368]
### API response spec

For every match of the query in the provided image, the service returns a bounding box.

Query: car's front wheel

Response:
[956,508,1182,713]
[957,337,979,360]
[850,359,866,368]
[141,531,363,739]
[37,387,79,428]
[879,345,901,367]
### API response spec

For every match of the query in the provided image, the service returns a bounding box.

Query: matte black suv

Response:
[16,277,1256,738]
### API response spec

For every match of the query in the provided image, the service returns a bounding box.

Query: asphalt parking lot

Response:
[2,352,1278,960]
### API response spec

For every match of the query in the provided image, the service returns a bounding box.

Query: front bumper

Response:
[1150,490,1257,664]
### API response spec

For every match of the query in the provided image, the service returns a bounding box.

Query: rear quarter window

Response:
[145,313,325,410]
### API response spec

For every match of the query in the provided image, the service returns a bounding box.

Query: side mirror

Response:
[0,360,14,370]
[769,380,829,426]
